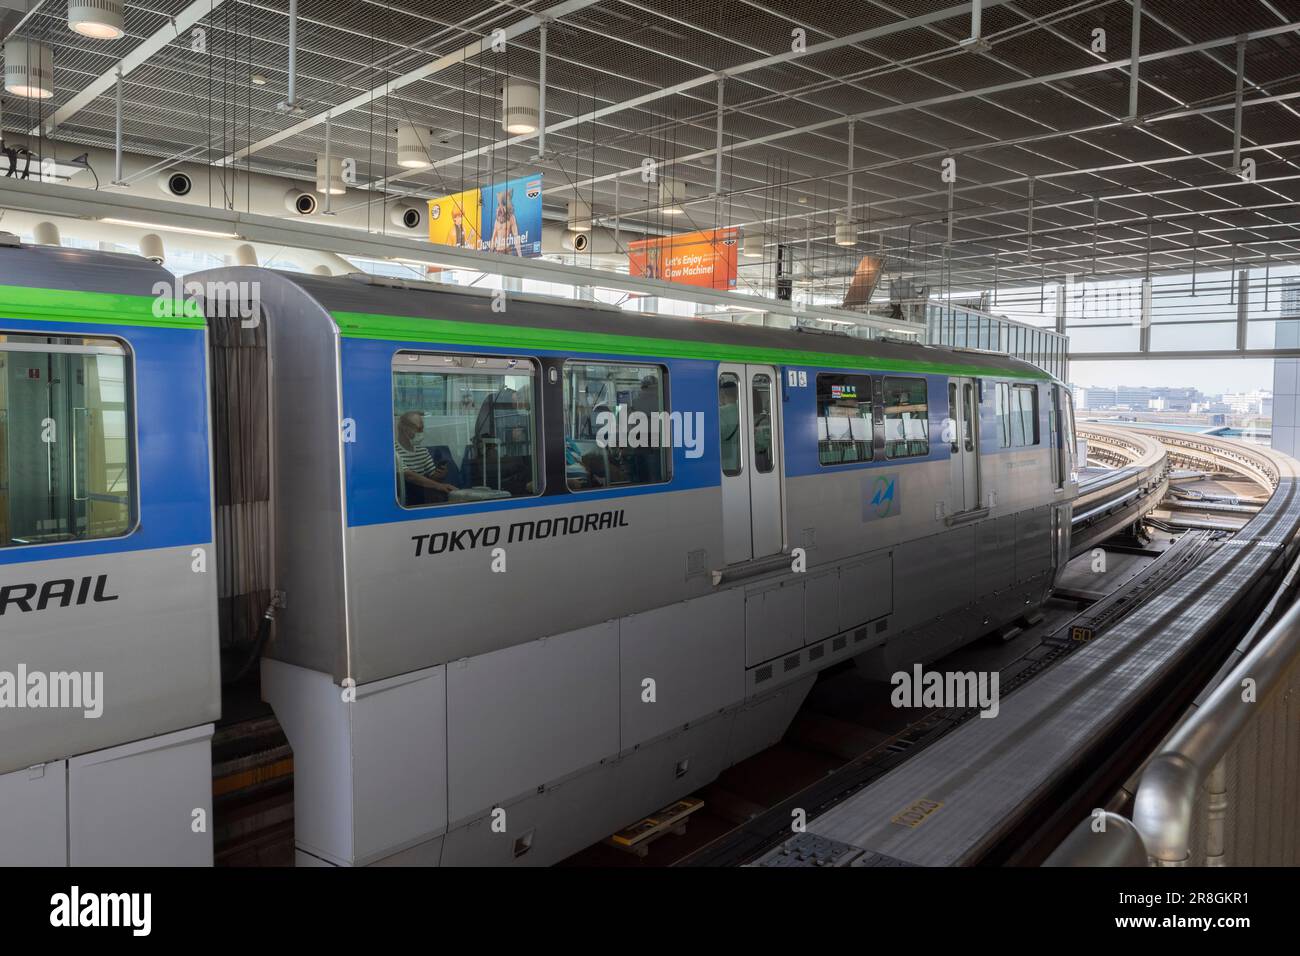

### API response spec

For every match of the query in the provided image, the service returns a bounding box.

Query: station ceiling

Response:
[5,0,1300,299]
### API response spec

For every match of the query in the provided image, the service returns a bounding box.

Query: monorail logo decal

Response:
[865,474,899,521]
[413,508,629,557]
[0,573,118,615]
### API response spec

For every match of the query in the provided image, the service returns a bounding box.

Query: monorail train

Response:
[0,241,1077,867]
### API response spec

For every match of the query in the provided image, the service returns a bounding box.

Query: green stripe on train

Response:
[332,309,1050,380]
[0,284,206,330]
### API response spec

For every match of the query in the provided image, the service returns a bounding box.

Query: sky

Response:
[1069,358,1274,395]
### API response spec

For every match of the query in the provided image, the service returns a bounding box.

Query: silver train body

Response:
[202,267,1078,867]
[0,246,1078,867]
[0,245,218,865]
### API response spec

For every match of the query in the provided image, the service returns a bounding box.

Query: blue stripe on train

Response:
[340,337,723,527]
[0,318,212,566]
[341,340,962,527]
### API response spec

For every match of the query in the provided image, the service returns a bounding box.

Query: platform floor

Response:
[563,533,1180,867]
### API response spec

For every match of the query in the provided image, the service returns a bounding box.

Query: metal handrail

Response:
[1131,597,1300,864]
[1043,812,1149,867]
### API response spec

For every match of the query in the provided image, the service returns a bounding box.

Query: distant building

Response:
[1223,389,1273,416]
[1075,386,1117,410]
[1150,386,1200,411]
[1113,386,1152,409]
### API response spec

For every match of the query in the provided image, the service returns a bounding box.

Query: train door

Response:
[1053,384,1078,489]
[947,376,980,513]
[1048,385,1061,489]
[719,364,783,564]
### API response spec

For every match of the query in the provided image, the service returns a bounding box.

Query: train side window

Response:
[883,376,929,459]
[719,373,742,477]
[815,373,872,466]
[392,352,540,507]
[0,333,136,548]
[1010,384,1039,447]
[752,373,775,473]
[1062,388,1078,479]
[996,383,1011,447]
[562,361,671,491]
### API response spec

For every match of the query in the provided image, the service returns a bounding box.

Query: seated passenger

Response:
[580,450,628,488]
[396,411,458,505]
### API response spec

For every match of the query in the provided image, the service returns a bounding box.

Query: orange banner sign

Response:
[628,227,739,289]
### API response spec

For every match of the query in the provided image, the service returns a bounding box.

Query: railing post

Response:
[1205,759,1227,867]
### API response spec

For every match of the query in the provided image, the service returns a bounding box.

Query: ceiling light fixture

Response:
[4,39,54,98]
[391,256,471,271]
[567,197,592,233]
[100,217,239,239]
[396,122,434,169]
[501,80,540,135]
[69,0,125,40]
[315,154,346,195]
[835,215,856,247]
[658,178,686,215]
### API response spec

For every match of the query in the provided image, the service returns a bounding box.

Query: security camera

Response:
[285,189,318,216]
[561,229,590,253]
[159,170,192,197]
[388,203,423,230]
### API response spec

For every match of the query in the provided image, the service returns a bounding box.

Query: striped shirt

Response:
[395,441,436,477]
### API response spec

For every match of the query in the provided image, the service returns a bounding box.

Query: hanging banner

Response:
[427,187,482,250]
[628,227,739,289]
[478,173,545,257]
[843,254,884,309]
[427,173,543,257]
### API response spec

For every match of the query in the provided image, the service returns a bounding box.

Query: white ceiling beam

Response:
[0,174,910,333]
[367,0,1019,191]
[32,0,229,136]
[213,0,602,168]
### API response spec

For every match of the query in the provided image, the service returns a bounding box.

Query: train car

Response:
[0,241,219,866]
[195,265,1078,867]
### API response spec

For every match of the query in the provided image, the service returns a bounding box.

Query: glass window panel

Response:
[563,362,670,491]
[752,373,775,474]
[816,373,872,466]
[883,376,929,459]
[719,373,742,477]
[392,353,539,507]
[1010,384,1039,447]
[962,382,976,451]
[996,383,1011,447]
[0,333,135,547]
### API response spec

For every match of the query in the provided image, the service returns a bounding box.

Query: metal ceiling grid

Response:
[1,0,1297,295]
